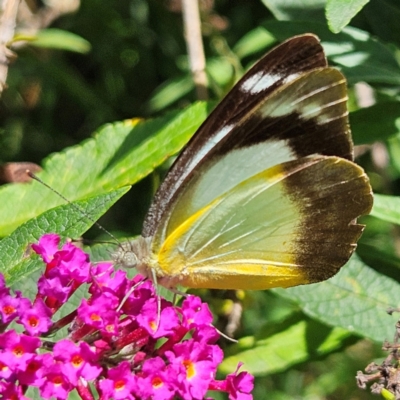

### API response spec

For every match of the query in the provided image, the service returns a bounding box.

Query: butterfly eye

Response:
[114,237,152,276]
[113,244,140,269]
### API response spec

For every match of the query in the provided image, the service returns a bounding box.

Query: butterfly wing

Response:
[143,34,330,238]
[154,156,372,290]
[150,67,354,251]
[129,34,373,290]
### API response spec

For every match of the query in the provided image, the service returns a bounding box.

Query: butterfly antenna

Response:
[27,170,122,246]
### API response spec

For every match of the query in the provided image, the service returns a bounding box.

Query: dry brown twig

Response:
[17,0,80,37]
[181,0,208,100]
[357,315,400,399]
[0,0,20,93]
[0,0,80,97]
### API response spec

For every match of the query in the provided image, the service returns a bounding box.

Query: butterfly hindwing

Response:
[155,156,372,290]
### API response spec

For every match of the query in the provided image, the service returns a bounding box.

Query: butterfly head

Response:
[113,236,153,279]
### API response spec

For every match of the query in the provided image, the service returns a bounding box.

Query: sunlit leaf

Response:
[326,0,370,33]
[1,187,128,285]
[0,103,208,237]
[20,28,91,53]
[275,255,400,342]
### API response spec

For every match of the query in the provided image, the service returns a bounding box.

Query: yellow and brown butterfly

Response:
[115,34,373,291]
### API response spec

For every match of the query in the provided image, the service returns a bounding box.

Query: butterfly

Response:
[116,33,373,291]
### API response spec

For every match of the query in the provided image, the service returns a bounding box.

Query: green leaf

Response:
[370,194,400,225]
[0,102,208,237]
[220,320,351,376]
[260,0,326,21]
[233,27,276,59]
[20,29,91,53]
[146,75,194,113]
[363,0,400,46]
[263,20,400,85]
[358,243,400,273]
[274,255,400,342]
[381,388,396,400]
[207,58,236,87]
[326,0,371,33]
[350,102,400,144]
[0,187,128,286]
[387,133,400,178]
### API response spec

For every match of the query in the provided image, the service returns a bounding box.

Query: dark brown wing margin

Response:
[282,156,373,283]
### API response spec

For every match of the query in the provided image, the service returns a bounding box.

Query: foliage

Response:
[2,0,400,398]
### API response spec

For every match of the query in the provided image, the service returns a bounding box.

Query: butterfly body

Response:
[118,34,373,291]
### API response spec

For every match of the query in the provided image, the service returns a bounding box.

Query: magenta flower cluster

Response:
[0,234,254,399]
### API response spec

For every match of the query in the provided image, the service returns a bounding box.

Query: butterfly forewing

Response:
[143,34,329,238]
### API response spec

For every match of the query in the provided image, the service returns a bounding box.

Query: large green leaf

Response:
[370,194,400,225]
[260,0,326,21]
[326,0,371,33]
[350,102,400,145]
[275,255,400,342]
[363,0,400,46]
[1,187,128,286]
[221,254,397,375]
[220,319,351,376]
[0,102,208,237]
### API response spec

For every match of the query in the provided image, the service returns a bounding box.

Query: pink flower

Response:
[0,331,41,372]
[0,293,19,324]
[136,357,176,400]
[181,295,213,328]
[78,293,120,334]
[167,339,223,400]
[53,340,102,385]
[99,361,137,400]
[31,233,61,264]
[121,277,153,316]
[37,274,72,303]
[0,352,14,379]
[17,353,52,387]
[33,234,91,285]
[226,363,254,400]
[0,380,30,399]
[137,298,180,338]
[56,242,91,284]
[19,298,52,335]
[90,264,128,299]
[39,362,73,400]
